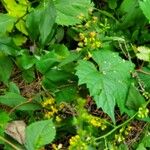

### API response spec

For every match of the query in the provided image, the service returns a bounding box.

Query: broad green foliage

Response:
[0,53,13,84]
[138,66,150,92]
[139,0,150,21]
[0,0,150,149]
[126,84,146,115]
[0,37,20,56]
[1,0,29,18]
[0,92,41,111]
[54,0,93,25]
[25,120,56,150]
[119,0,145,28]
[26,0,56,45]
[76,50,134,122]
[0,14,16,35]
[0,111,10,137]
[1,0,29,35]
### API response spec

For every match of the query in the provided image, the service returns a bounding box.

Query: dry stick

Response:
[8,99,32,115]
[0,136,21,150]
[136,69,150,76]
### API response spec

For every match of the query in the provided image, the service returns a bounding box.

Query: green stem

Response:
[95,113,137,141]
[0,136,21,150]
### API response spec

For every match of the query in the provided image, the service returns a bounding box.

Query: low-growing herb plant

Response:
[0,0,150,150]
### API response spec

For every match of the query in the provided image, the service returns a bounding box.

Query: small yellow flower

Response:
[77,13,85,20]
[85,21,91,28]
[89,31,96,38]
[42,98,55,107]
[56,116,62,122]
[51,106,58,113]
[90,117,101,127]
[79,33,85,40]
[45,111,54,119]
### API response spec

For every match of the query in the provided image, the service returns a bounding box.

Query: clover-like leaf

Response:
[76,50,134,122]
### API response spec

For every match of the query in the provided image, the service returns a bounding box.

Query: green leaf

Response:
[54,0,93,26]
[26,9,41,41]
[108,0,117,9]
[76,50,134,122]
[25,120,56,150]
[0,53,13,84]
[16,53,35,70]
[26,0,56,45]
[119,0,144,28]
[139,0,150,21]
[36,51,58,74]
[136,46,150,62]
[1,0,29,18]
[141,135,150,147]
[0,111,10,137]
[55,86,77,103]
[0,92,41,111]
[39,0,56,46]
[13,34,27,46]
[0,37,20,56]
[15,20,28,35]
[126,83,145,111]
[0,13,16,35]
[138,66,150,92]
[8,82,20,94]
[22,68,35,83]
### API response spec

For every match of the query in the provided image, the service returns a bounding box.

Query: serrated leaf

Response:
[54,0,93,26]
[25,120,56,150]
[0,13,16,35]
[139,0,150,21]
[76,50,134,122]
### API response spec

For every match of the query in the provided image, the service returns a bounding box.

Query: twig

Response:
[136,69,150,76]
[9,99,32,115]
[0,136,21,150]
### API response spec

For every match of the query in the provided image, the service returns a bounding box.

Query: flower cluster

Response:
[138,106,149,118]
[77,31,101,50]
[42,98,58,119]
[115,126,132,143]
[89,116,107,130]
[69,135,87,150]
[142,91,150,100]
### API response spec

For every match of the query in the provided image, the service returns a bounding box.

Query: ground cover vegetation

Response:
[0,0,150,149]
